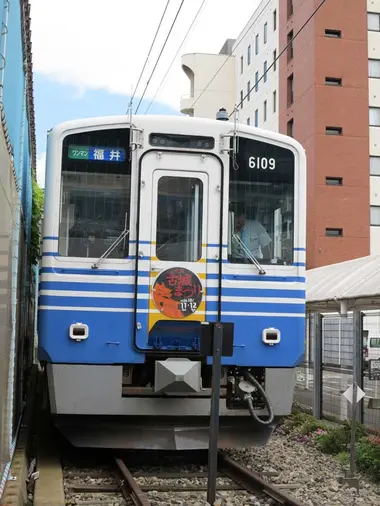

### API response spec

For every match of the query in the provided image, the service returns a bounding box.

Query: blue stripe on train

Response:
[39,295,305,314]
[40,267,305,283]
[39,281,305,299]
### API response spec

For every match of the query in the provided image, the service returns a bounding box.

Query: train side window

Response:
[228,137,295,265]
[156,176,203,262]
[59,128,131,258]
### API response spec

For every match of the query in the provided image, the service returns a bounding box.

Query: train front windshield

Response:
[228,136,295,266]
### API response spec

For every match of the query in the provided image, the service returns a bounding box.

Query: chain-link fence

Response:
[295,312,380,432]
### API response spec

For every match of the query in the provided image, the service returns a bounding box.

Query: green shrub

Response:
[282,412,315,434]
[315,421,370,456]
[299,417,329,435]
[336,451,350,466]
[356,437,380,482]
[315,427,349,455]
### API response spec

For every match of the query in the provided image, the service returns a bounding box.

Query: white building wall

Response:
[180,53,235,119]
[368,0,380,254]
[233,0,279,132]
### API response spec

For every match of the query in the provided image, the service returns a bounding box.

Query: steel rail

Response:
[218,452,306,506]
[115,457,151,506]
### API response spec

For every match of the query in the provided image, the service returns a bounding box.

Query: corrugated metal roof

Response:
[307,254,380,311]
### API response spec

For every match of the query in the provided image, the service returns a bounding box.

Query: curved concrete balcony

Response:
[180,94,194,116]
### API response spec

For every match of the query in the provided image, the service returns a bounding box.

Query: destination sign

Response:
[68,145,126,162]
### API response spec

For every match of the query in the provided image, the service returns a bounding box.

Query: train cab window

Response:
[228,137,295,265]
[156,176,203,262]
[59,128,131,258]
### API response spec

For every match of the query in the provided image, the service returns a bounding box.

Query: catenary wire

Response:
[188,0,272,112]
[144,0,208,114]
[127,0,172,114]
[134,0,186,114]
[230,0,328,115]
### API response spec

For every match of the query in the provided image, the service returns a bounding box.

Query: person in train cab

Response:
[233,208,272,261]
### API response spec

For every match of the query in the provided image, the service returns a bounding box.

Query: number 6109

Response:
[249,157,275,170]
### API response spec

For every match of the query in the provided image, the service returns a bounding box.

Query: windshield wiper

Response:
[232,233,266,275]
[92,213,129,269]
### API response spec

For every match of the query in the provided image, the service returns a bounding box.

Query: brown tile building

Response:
[181,0,377,269]
[279,0,370,269]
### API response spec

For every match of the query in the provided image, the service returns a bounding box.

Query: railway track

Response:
[62,449,306,506]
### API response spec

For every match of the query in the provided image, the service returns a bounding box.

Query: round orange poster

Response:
[152,267,203,319]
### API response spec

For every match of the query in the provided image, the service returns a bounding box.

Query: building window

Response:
[287,74,294,105]
[273,9,277,31]
[368,13,380,31]
[325,77,342,86]
[264,100,267,122]
[325,29,341,38]
[264,60,268,82]
[255,71,259,92]
[369,59,380,78]
[326,228,343,237]
[370,107,380,126]
[287,31,294,61]
[156,177,203,262]
[370,156,380,176]
[255,109,259,127]
[240,55,243,74]
[248,45,251,65]
[273,49,277,71]
[59,128,131,258]
[287,0,293,19]
[273,90,277,113]
[247,81,251,101]
[326,126,342,135]
[247,117,250,126]
[240,90,244,109]
[255,34,259,54]
[287,118,294,137]
[264,22,268,44]
[371,206,380,226]
[326,177,343,186]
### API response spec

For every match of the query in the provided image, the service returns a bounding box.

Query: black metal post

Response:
[207,323,223,505]
[349,381,358,478]
[312,313,323,419]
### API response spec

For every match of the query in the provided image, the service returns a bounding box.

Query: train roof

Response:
[47,114,306,154]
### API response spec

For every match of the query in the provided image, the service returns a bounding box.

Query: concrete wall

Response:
[180,52,235,118]
[233,0,279,131]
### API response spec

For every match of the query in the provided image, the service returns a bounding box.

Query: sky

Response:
[30,0,260,187]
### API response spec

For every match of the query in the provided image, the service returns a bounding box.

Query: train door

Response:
[134,151,222,351]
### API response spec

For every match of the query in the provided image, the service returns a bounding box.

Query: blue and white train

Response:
[38,114,306,450]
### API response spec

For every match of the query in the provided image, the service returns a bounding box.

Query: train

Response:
[38,113,306,450]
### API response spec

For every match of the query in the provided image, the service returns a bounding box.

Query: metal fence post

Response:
[352,310,364,423]
[313,312,323,419]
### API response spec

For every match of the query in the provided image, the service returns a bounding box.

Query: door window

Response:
[156,176,203,262]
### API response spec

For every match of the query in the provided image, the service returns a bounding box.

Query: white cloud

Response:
[30,0,259,111]
[36,151,46,188]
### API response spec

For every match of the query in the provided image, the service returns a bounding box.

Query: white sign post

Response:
[342,382,365,484]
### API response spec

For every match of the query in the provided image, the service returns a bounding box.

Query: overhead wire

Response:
[144,0,208,114]
[230,0,328,115]
[127,0,172,114]
[134,0,186,114]
[188,0,271,112]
